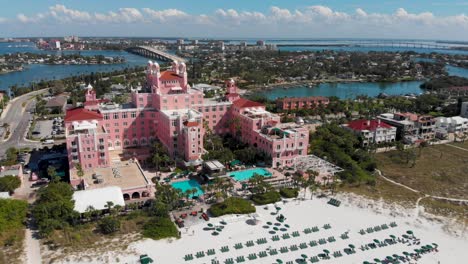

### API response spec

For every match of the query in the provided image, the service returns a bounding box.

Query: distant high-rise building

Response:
[192,39,198,45]
[257,40,265,46]
[177,39,185,45]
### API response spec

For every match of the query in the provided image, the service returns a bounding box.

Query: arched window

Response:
[124,139,130,146]
[140,138,147,146]
[108,141,113,148]
[132,139,139,146]
[115,140,121,147]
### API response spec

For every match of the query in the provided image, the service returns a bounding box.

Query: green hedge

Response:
[251,191,281,205]
[209,197,256,217]
[279,188,299,198]
[142,216,180,240]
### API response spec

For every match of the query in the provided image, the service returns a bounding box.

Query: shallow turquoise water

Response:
[229,168,272,181]
[171,179,204,198]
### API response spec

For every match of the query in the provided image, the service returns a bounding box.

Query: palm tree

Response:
[308,183,318,200]
[105,201,114,215]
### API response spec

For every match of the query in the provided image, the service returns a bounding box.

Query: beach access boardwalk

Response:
[126,46,186,62]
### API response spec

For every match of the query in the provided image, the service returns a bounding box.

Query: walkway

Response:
[446,143,468,152]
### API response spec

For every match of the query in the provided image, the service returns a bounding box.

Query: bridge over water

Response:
[126,46,186,62]
[278,40,461,50]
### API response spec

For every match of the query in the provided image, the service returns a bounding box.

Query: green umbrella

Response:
[363,262,372,264]
[389,235,396,239]
[284,224,290,228]
[373,258,381,262]
[402,234,409,238]
[392,254,399,258]
[207,223,213,227]
[267,222,272,225]
[276,259,283,264]
[406,230,413,235]
[301,254,307,259]
[323,249,330,254]
[426,245,433,249]
[386,256,393,260]
[349,244,355,249]
[432,243,438,248]
[403,251,410,256]
[373,239,380,243]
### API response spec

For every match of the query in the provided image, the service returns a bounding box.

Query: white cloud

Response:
[6,5,468,40]
[142,8,188,22]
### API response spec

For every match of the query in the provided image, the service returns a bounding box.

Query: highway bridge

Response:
[126,46,186,62]
[277,41,460,50]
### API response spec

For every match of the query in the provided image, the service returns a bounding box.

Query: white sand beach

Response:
[56,192,467,264]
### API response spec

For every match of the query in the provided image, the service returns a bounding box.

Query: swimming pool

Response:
[229,168,272,181]
[171,179,204,198]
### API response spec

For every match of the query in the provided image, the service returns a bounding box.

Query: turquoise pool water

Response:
[229,168,272,181]
[171,179,204,198]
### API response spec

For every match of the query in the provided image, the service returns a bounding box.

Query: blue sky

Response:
[1,1,468,40]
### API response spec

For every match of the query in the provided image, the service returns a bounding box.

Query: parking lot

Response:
[31,117,65,141]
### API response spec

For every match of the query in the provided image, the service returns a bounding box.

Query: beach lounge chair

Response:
[299,242,308,249]
[269,249,278,255]
[323,224,331,229]
[225,258,234,264]
[309,240,318,247]
[290,244,298,251]
[211,259,220,264]
[259,251,268,258]
[271,235,280,241]
[381,224,389,229]
[246,240,254,247]
[196,251,205,258]
[207,249,216,256]
[247,253,257,260]
[292,231,300,237]
[236,256,245,263]
[318,238,327,245]
[184,254,194,261]
[234,243,243,250]
[359,229,366,235]
[390,221,397,227]
[282,233,290,239]
[280,246,289,253]
[221,246,229,253]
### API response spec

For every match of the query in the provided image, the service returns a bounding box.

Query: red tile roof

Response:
[65,108,103,122]
[232,98,264,108]
[346,119,392,131]
[160,71,182,81]
[183,121,199,127]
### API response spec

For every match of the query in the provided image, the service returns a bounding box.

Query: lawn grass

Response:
[376,144,468,199]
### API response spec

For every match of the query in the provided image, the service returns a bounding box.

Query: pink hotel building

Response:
[65,61,309,183]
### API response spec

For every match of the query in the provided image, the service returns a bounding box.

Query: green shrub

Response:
[209,197,256,217]
[0,175,21,193]
[142,216,179,240]
[98,217,120,234]
[279,188,299,198]
[0,199,28,247]
[251,191,281,205]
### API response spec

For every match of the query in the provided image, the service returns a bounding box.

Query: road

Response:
[0,89,47,157]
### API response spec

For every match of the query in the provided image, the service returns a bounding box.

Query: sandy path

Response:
[25,222,42,264]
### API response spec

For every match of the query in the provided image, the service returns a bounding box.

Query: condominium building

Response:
[343,119,397,146]
[276,96,330,111]
[378,112,435,144]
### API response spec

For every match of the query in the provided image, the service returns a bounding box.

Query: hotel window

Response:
[105,124,110,127]
[277,145,280,150]
[123,122,128,126]
[71,141,76,146]
[212,106,217,111]
[115,129,119,133]
[104,113,109,120]
[114,123,118,127]
[139,97,143,102]
[205,107,209,112]
[99,138,104,144]
[139,112,144,117]
[113,113,119,119]
[185,98,189,102]
[277,153,280,158]
[219,106,224,111]
[175,99,178,103]
[299,142,303,147]
[88,155,91,159]
[131,112,136,118]
[100,153,105,158]
[163,99,167,103]
[172,120,177,126]
[122,112,128,118]
[299,150,303,155]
